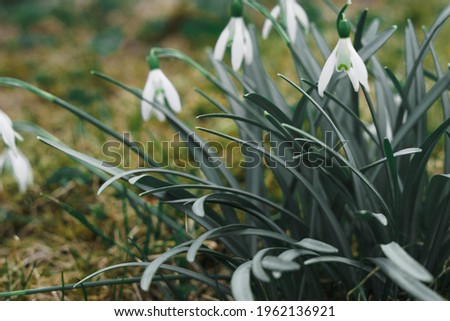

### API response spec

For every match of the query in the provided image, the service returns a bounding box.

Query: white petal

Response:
[160,71,182,113]
[214,20,232,61]
[8,149,33,193]
[262,5,281,39]
[141,101,153,121]
[347,67,360,92]
[231,18,245,71]
[285,1,298,41]
[243,25,254,64]
[335,38,352,72]
[0,110,17,154]
[294,1,309,29]
[154,93,166,121]
[318,46,338,97]
[141,72,156,121]
[154,110,166,122]
[349,45,370,92]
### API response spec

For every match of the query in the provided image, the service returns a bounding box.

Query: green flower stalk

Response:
[213,0,254,71]
[318,0,369,97]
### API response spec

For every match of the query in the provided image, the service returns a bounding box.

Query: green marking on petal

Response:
[338,64,350,71]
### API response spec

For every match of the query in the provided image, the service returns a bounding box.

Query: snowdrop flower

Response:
[141,52,181,122]
[0,148,33,193]
[213,0,253,71]
[317,1,369,97]
[0,109,23,154]
[262,0,309,41]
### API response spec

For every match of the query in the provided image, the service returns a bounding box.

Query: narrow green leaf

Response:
[140,246,190,291]
[296,238,338,254]
[404,5,450,93]
[428,37,450,173]
[393,71,450,147]
[304,256,366,270]
[196,126,352,256]
[310,24,331,59]
[402,117,450,241]
[383,138,400,214]
[365,19,380,40]
[301,78,379,145]
[231,261,254,301]
[252,248,279,282]
[192,194,210,217]
[370,258,443,300]
[38,137,122,177]
[284,123,393,222]
[187,225,252,263]
[359,26,398,61]
[74,262,150,288]
[140,183,303,224]
[261,256,300,272]
[360,148,422,172]
[421,175,450,271]
[272,249,317,278]
[380,242,433,282]
[180,192,283,233]
[355,210,388,226]
[278,249,318,262]
[245,93,291,123]
[354,9,368,51]
[98,168,211,195]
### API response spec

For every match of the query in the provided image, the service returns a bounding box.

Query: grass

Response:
[0,0,449,300]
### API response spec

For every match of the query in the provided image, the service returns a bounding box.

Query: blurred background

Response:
[0,0,448,300]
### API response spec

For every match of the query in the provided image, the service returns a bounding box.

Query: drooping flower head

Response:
[213,0,253,71]
[317,1,369,97]
[262,0,309,42]
[141,50,182,122]
[0,148,33,193]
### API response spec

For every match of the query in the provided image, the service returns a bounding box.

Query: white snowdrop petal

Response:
[285,2,298,41]
[350,45,370,92]
[347,67,360,92]
[153,93,167,121]
[141,72,156,121]
[243,26,254,64]
[231,18,245,71]
[262,5,281,39]
[214,20,232,61]
[160,72,182,113]
[151,92,166,122]
[8,149,33,193]
[0,110,17,154]
[293,1,309,29]
[318,46,338,97]
[155,110,166,122]
[335,38,352,72]
[141,101,153,121]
